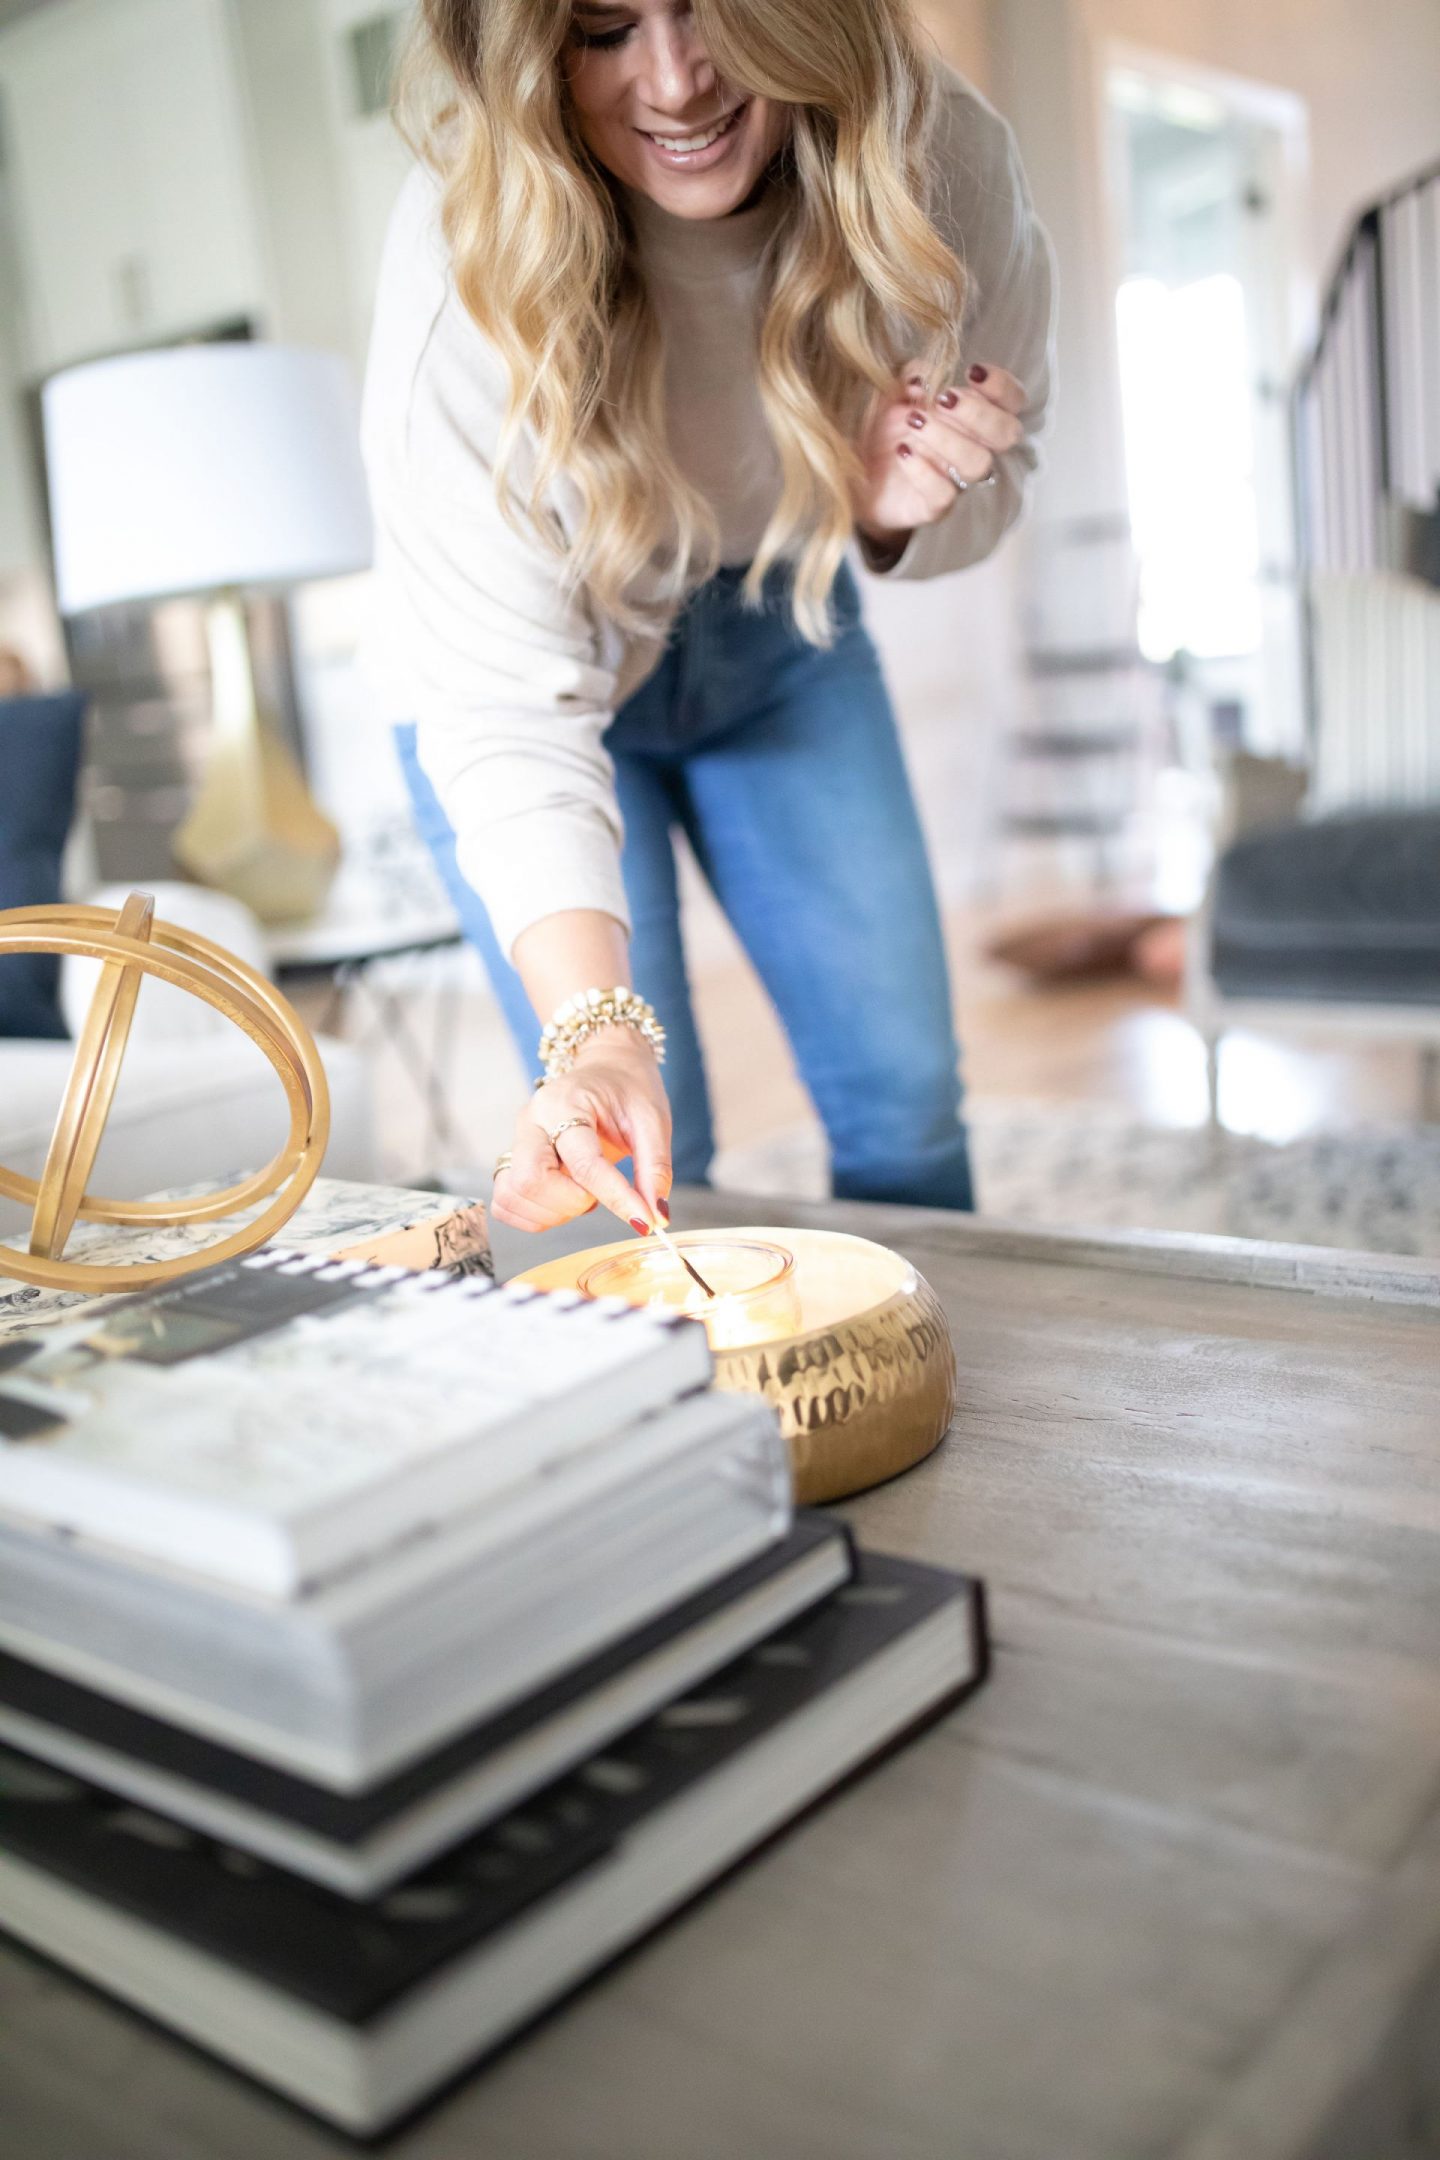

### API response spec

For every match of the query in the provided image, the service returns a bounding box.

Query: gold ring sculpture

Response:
[0,897,330,1292]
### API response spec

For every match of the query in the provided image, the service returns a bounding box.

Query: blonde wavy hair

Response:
[399,0,966,644]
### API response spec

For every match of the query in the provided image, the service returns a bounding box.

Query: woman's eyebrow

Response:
[573,1,691,16]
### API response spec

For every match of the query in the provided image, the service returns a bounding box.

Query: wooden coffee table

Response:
[2,1187,1438,2160]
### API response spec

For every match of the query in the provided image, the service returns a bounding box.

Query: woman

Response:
[364,0,1055,1237]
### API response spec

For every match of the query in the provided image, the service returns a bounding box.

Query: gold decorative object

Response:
[172,593,340,926]
[518,1226,957,1504]
[577,1236,802,1351]
[0,896,330,1293]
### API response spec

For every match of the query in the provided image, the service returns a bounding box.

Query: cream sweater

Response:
[362,67,1056,957]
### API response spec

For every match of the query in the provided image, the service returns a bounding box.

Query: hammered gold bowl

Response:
[576,1236,801,1351]
[515,1225,956,1504]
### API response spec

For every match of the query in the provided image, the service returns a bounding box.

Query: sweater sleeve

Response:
[361,171,633,961]
[860,74,1058,582]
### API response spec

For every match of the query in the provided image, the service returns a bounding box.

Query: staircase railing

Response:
[1294,160,1440,581]
[1291,161,1440,788]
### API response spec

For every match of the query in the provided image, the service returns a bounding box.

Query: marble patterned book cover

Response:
[0,1178,491,1341]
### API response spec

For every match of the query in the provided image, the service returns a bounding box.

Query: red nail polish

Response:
[657,1197,671,1223]
[896,442,913,459]
[907,410,926,430]
[969,364,989,384]
[629,1217,650,1236]
[937,389,959,410]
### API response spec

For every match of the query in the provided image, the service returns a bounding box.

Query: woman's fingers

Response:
[902,362,1026,419]
[628,1103,673,1222]
[493,1046,673,1237]
[498,1119,596,1227]
[882,364,1028,514]
[491,1166,598,1233]
[906,436,998,500]
[489,1182,561,1234]
[491,1171,596,1232]
[893,442,970,519]
[553,1121,653,1235]
[908,393,1021,463]
[956,362,1026,414]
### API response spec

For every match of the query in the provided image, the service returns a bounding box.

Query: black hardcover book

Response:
[0,1550,987,2135]
[0,1515,854,1894]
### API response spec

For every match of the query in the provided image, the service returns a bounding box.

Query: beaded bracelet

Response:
[537,986,667,1080]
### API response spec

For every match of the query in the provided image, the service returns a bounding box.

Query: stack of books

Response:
[0,1246,986,2133]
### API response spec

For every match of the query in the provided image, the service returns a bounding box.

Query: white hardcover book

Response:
[0,1252,712,1598]
[0,1390,793,1788]
[0,1517,852,1895]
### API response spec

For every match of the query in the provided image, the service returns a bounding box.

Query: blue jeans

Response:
[395,561,973,1209]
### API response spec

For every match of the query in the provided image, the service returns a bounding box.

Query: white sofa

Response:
[0,884,377,1242]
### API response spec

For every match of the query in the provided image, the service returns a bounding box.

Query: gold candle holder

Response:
[578,1237,801,1352]
[520,1226,957,1505]
[0,896,329,1293]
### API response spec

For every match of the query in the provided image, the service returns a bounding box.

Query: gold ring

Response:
[493,1153,513,1179]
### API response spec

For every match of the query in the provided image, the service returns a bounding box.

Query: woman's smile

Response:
[564,3,789,216]
[637,97,750,172]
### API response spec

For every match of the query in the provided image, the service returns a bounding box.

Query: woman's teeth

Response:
[647,106,743,155]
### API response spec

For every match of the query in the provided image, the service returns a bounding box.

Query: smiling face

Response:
[564,1,792,218]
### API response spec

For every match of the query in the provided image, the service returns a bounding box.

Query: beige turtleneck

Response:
[622,182,787,569]
[361,65,1056,958]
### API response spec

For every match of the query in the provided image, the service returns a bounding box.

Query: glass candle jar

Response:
[577,1237,800,1351]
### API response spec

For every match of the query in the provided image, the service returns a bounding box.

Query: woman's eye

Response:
[572,22,635,48]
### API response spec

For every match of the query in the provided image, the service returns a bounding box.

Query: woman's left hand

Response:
[853,362,1028,553]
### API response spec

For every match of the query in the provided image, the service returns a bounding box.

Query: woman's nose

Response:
[637,22,718,114]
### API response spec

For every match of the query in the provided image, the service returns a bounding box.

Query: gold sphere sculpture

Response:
[0,895,329,1293]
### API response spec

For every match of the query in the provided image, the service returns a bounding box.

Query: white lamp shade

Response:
[43,344,374,614]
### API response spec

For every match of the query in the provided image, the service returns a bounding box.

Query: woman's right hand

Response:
[490,1030,673,1236]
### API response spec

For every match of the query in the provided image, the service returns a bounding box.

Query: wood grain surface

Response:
[1,1190,1437,2160]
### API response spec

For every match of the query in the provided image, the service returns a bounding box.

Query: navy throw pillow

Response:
[0,691,85,1038]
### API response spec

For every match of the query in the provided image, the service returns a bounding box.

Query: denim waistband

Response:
[687,555,860,613]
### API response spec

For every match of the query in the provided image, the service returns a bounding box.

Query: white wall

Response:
[914,0,993,85]
[1069,0,1440,283]
[989,0,1131,528]
[0,176,39,583]
[229,0,355,356]
[976,0,1440,525]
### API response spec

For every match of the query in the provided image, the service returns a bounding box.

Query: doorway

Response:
[1103,52,1311,759]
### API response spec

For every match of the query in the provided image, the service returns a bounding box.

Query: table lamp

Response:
[42,344,373,924]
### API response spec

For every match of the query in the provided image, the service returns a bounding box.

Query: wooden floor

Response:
[691,901,1429,1162]
[309,898,1432,1193]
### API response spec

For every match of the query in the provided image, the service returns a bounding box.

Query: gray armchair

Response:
[1189,765,1440,1127]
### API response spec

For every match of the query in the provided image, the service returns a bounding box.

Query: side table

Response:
[2,1185,1438,2159]
[268,904,469,1171]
